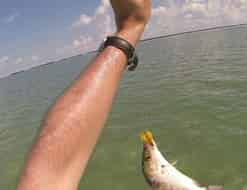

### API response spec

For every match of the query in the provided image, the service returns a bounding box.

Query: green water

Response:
[1,27,247,189]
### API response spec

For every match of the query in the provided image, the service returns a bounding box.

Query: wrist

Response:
[99,36,139,71]
[115,23,145,46]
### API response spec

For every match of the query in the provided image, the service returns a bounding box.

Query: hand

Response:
[110,0,151,30]
[110,0,151,45]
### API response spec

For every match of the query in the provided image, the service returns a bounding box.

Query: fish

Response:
[141,131,223,190]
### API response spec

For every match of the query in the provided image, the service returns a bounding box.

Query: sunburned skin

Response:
[141,131,223,190]
[17,0,151,190]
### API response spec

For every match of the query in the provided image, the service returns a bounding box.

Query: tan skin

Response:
[17,0,151,189]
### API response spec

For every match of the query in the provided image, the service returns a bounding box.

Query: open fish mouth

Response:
[140,131,224,190]
[140,131,154,146]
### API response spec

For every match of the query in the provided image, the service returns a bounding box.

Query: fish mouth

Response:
[140,131,154,146]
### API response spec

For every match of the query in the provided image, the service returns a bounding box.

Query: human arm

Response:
[17,0,151,190]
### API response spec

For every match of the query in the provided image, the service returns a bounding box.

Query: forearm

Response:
[18,29,143,190]
[18,0,151,188]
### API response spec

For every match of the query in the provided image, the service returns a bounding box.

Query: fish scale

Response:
[141,131,223,190]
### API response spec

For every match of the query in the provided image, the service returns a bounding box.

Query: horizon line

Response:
[87,23,247,54]
[3,23,247,79]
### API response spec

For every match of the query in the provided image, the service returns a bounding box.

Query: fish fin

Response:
[171,160,178,166]
[207,185,224,190]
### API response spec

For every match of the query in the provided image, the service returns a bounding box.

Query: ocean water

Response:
[1,26,247,190]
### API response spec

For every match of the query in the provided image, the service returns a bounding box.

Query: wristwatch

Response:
[99,36,139,71]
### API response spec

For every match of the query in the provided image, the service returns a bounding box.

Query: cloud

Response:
[72,0,111,28]
[145,0,247,37]
[73,14,92,27]
[240,0,247,9]
[2,0,247,78]
[56,35,95,58]
[31,56,39,62]
[59,0,114,56]
[0,56,9,64]
[95,0,110,15]
[15,57,23,64]
[64,0,247,57]
[153,6,167,16]
[183,1,208,15]
[73,36,93,50]
[2,12,20,24]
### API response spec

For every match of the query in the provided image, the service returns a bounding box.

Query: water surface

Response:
[1,26,247,190]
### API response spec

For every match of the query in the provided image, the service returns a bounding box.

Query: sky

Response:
[0,0,247,78]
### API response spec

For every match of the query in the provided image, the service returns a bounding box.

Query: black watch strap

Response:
[99,36,139,71]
